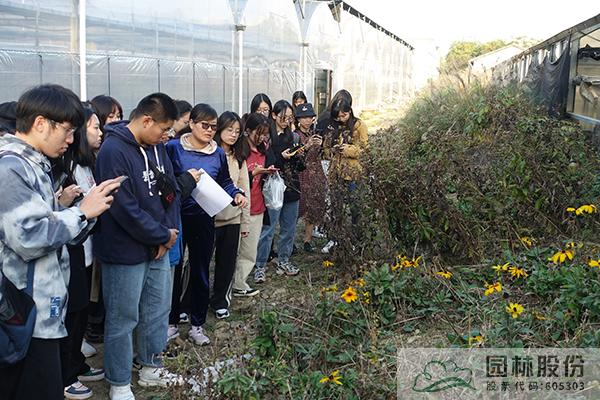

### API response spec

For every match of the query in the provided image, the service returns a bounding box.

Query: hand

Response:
[310,135,323,147]
[78,177,123,219]
[332,144,346,154]
[281,148,292,160]
[253,165,278,176]
[241,231,249,238]
[58,184,83,207]
[165,228,179,249]
[155,244,168,260]
[234,193,247,208]
[187,168,203,182]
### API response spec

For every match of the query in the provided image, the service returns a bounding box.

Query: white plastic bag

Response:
[262,171,286,210]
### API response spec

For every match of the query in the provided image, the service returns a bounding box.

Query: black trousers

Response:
[1,338,63,400]
[211,224,241,310]
[60,244,91,386]
[60,307,90,386]
[182,212,215,327]
[168,258,185,325]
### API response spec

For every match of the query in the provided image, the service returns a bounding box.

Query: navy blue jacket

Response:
[93,121,180,265]
[166,137,242,216]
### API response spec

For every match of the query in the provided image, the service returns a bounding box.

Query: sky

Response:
[345,0,600,86]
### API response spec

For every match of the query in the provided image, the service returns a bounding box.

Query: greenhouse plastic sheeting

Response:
[0,51,41,99]
[0,0,413,114]
[493,41,571,117]
[159,60,194,106]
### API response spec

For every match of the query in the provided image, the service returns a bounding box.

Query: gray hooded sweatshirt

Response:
[0,135,93,338]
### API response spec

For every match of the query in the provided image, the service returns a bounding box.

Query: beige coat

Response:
[214,152,251,232]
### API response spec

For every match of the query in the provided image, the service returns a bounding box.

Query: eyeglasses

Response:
[48,119,76,137]
[149,116,174,135]
[257,107,270,114]
[278,114,294,122]
[195,121,218,131]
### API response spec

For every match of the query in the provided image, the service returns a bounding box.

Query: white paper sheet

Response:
[190,169,233,217]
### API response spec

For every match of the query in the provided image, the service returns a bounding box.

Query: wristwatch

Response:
[79,212,87,222]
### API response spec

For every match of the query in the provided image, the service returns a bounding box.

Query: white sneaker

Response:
[80,340,97,358]
[138,366,184,387]
[64,381,93,399]
[188,325,210,346]
[215,308,230,319]
[167,325,179,341]
[312,227,326,238]
[321,240,337,254]
[276,261,300,276]
[109,384,135,400]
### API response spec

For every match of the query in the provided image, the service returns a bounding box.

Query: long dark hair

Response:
[243,112,270,155]
[216,111,249,168]
[329,89,352,111]
[270,99,293,141]
[292,91,307,109]
[330,98,357,145]
[250,93,272,114]
[64,105,98,169]
[90,95,122,132]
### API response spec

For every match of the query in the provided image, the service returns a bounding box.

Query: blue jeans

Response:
[256,200,299,268]
[102,256,171,385]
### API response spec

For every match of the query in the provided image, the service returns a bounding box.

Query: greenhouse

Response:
[0,0,414,114]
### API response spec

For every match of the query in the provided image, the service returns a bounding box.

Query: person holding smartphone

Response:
[254,100,306,282]
[234,113,276,292]
[294,103,327,253]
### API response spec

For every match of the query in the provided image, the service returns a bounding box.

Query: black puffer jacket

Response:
[266,130,305,203]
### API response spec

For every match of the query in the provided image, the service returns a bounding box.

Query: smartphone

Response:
[288,142,305,157]
[109,175,129,195]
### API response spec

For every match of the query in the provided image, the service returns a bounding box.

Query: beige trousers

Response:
[233,213,263,291]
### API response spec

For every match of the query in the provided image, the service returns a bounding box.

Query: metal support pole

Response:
[302,42,309,96]
[79,0,87,100]
[236,24,246,115]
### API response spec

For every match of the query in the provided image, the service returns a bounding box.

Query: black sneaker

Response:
[303,242,314,253]
[233,288,260,297]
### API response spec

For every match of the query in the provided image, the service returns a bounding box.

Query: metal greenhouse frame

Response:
[0,0,414,115]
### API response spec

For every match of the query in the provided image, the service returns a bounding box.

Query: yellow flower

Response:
[533,311,547,321]
[492,262,510,274]
[468,335,483,346]
[520,237,534,248]
[484,282,502,296]
[506,302,524,319]
[320,284,338,294]
[341,287,358,303]
[566,242,583,249]
[319,370,342,385]
[391,262,402,271]
[577,204,597,215]
[549,249,574,264]
[353,278,366,287]
[401,256,422,268]
[436,271,453,279]
[589,259,600,268]
[361,291,370,304]
[566,207,577,213]
[322,260,334,268]
[509,266,528,278]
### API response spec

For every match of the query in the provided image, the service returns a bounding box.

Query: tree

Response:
[441,39,507,73]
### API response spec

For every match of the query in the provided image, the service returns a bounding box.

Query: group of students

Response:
[0,84,367,400]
